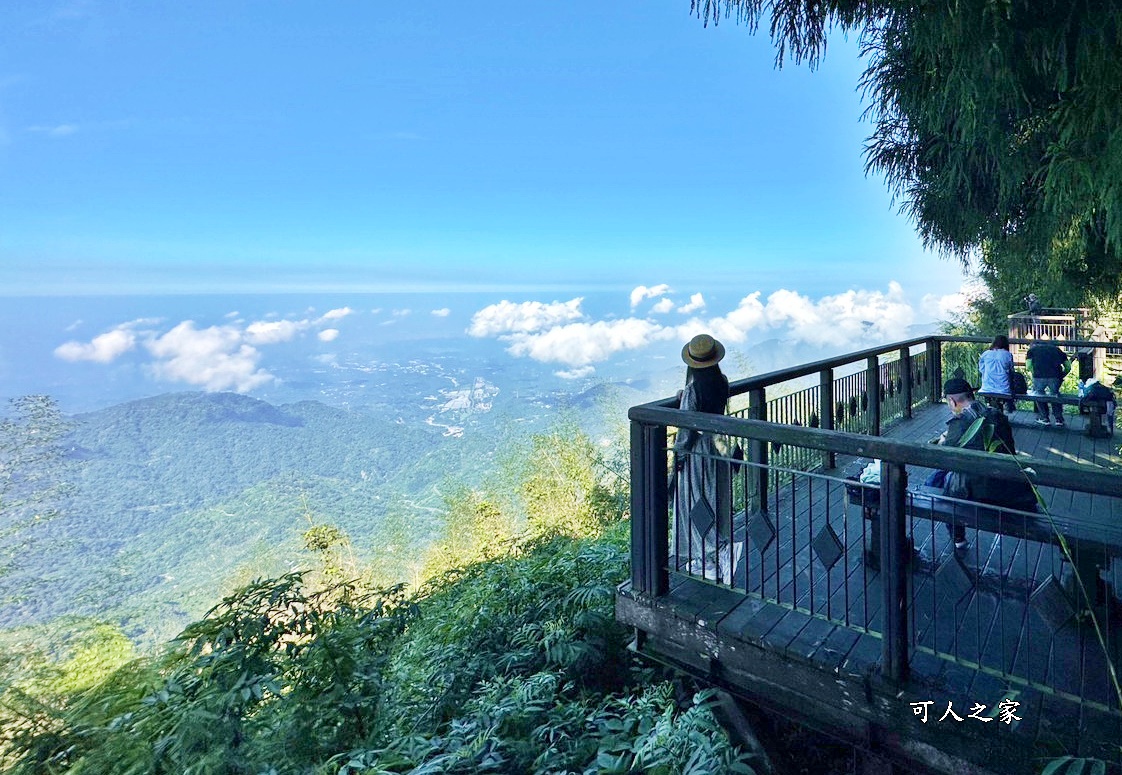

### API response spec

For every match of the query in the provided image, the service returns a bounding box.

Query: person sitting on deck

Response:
[978,334,1016,413]
[1026,335,1070,427]
[928,377,1038,550]
[1080,375,1118,435]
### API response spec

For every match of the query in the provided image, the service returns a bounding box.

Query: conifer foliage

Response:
[693,0,1122,304]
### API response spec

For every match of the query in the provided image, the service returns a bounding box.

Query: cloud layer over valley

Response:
[55,308,354,392]
[468,282,966,378]
[50,283,969,393]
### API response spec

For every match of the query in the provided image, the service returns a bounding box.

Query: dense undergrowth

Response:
[0,420,766,774]
[0,528,764,774]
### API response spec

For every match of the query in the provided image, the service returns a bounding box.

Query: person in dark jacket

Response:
[1026,336,1069,426]
[932,377,1038,549]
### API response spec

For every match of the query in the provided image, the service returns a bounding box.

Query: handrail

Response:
[629,405,1122,498]
[628,331,1122,698]
[718,333,1117,401]
[726,335,934,397]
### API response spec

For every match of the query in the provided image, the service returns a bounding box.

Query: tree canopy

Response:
[693,0,1122,311]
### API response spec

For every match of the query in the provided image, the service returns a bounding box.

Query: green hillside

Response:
[0,393,764,775]
[0,392,471,647]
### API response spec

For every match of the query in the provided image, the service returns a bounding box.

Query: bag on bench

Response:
[1010,370,1028,395]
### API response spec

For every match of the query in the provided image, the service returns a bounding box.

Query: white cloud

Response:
[629,284,671,308]
[737,283,913,348]
[392,308,412,317]
[244,319,306,345]
[145,321,273,392]
[468,298,585,337]
[319,306,353,321]
[505,318,672,368]
[556,366,596,379]
[431,308,451,317]
[684,285,914,349]
[920,279,984,322]
[698,292,766,344]
[677,293,706,314]
[651,298,675,314]
[53,308,351,393]
[468,283,921,371]
[54,328,136,363]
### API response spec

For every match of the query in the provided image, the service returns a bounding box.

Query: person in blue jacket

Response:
[978,335,1015,413]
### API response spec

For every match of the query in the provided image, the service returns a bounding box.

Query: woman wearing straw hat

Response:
[672,334,741,584]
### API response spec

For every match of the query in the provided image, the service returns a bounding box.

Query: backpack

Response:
[1081,381,1116,406]
[956,404,1015,454]
[954,404,1035,510]
[1010,370,1028,395]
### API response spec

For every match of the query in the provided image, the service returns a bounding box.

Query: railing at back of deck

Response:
[1006,307,1101,366]
[719,338,937,481]
[631,333,1122,712]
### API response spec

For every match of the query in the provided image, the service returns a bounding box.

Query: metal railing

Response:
[1006,307,1102,366]
[629,334,1122,712]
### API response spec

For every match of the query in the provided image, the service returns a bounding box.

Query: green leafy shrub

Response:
[2,529,759,775]
[1,573,415,774]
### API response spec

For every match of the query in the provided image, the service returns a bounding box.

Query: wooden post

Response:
[866,355,881,436]
[899,346,913,420]
[748,387,768,513]
[819,367,835,469]
[630,419,668,596]
[879,460,910,683]
[926,339,942,405]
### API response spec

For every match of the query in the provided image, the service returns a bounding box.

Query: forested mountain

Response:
[0,391,774,775]
[0,392,483,647]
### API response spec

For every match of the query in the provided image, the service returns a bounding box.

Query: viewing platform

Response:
[618,334,1122,774]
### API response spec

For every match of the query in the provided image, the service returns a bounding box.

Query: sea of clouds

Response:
[47,281,975,394]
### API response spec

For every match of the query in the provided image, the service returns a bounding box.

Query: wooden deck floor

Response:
[617,401,1122,773]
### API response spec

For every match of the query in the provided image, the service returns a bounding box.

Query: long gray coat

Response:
[671,380,741,583]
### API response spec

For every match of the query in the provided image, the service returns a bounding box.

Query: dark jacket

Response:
[1025,343,1068,379]
[1081,381,1116,406]
[944,401,1037,511]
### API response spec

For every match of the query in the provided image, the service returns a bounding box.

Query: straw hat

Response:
[681,334,725,368]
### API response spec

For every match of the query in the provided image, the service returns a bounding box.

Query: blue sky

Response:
[0,1,971,301]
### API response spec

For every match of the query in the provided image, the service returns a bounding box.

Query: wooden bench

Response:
[975,391,1114,437]
[843,463,1120,610]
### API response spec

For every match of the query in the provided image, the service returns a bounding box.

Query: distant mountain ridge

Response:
[97,391,308,427]
[67,391,433,515]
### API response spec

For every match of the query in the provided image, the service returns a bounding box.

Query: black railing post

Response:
[748,387,768,512]
[819,367,835,469]
[899,346,913,419]
[879,460,910,683]
[630,419,668,596]
[865,355,881,436]
[926,339,942,405]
